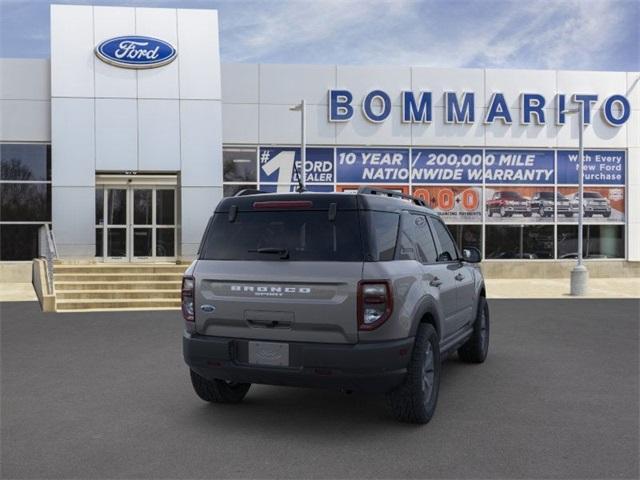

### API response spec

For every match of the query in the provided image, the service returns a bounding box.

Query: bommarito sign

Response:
[328,90,631,127]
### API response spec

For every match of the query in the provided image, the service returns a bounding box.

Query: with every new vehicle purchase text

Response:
[182,187,489,424]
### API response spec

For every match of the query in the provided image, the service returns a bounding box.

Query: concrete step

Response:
[55,281,181,291]
[54,264,187,274]
[54,273,184,282]
[56,290,180,300]
[55,298,181,311]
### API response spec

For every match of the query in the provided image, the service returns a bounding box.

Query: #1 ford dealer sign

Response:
[95,35,177,69]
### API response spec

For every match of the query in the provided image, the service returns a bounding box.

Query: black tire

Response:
[458,296,490,363]
[190,369,251,404]
[386,324,441,424]
[565,213,573,217]
[523,212,532,217]
[603,211,611,218]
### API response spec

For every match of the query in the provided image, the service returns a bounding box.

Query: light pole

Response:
[563,104,588,295]
[289,100,306,192]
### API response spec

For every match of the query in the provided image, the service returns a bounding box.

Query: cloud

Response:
[0,0,637,70]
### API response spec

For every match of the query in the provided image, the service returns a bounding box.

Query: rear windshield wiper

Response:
[248,247,290,259]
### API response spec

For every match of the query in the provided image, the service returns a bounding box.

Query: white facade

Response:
[49,4,222,259]
[0,4,638,263]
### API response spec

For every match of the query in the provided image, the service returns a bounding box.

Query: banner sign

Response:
[411,149,483,184]
[412,186,482,221]
[336,148,410,183]
[259,147,334,184]
[557,150,625,185]
[484,150,554,184]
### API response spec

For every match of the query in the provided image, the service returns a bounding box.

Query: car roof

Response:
[215,191,437,215]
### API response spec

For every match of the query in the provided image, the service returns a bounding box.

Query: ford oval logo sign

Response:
[95,36,177,69]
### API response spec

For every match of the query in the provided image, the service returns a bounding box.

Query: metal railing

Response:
[38,224,58,294]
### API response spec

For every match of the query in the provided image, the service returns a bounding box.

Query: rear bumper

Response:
[183,333,414,393]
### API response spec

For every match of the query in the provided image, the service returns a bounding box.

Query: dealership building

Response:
[1,4,639,276]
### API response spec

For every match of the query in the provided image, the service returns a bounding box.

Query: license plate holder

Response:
[248,341,289,367]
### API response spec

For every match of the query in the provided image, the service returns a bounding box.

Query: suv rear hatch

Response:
[193,195,364,344]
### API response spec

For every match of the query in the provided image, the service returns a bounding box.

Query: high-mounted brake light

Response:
[357,280,393,331]
[252,200,313,209]
[182,276,196,332]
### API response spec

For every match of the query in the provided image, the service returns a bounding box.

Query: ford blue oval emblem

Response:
[200,304,216,313]
[95,36,177,69]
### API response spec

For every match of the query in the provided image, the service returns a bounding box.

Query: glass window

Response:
[412,214,438,263]
[486,225,553,259]
[201,210,363,262]
[107,228,126,257]
[156,228,175,257]
[0,224,41,260]
[430,218,458,262]
[557,225,624,259]
[223,184,257,198]
[223,148,257,182]
[365,211,399,261]
[95,228,103,257]
[95,188,104,226]
[107,189,127,225]
[133,228,152,257]
[0,144,50,181]
[448,224,482,257]
[156,190,175,225]
[0,183,51,221]
[133,189,152,225]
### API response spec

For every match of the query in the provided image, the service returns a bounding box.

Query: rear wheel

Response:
[387,324,441,424]
[190,369,251,404]
[458,296,490,363]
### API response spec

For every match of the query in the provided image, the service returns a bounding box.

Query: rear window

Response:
[200,210,363,261]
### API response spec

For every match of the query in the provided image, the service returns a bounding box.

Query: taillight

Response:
[182,276,195,332]
[358,280,393,331]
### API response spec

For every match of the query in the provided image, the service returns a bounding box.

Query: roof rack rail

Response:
[234,188,265,197]
[357,186,428,208]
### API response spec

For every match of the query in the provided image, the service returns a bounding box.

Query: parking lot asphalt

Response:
[1,299,638,479]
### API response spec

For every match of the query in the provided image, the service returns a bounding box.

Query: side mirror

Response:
[462,246,481,263]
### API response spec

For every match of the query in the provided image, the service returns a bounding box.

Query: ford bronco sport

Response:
[182,187,489,424]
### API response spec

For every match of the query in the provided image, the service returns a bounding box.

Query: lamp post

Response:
[564,104,588,295]
[289,100,306,192]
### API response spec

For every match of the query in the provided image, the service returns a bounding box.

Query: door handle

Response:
[455,273,465,281]
[429,277,442,287]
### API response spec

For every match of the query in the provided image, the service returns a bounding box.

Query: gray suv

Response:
[182,187,489,424]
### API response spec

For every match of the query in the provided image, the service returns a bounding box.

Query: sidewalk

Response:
[1,279,639,303]
[485,278,640,299]
[0,283,37,302]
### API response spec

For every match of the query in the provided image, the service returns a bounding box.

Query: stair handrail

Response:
[38,224,58,294]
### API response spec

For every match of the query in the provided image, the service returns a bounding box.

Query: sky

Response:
[0,0,638,71]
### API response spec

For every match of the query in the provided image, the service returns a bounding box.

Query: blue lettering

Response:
[485,93,512,124]
[362,90,392,123]
[572,94,598,125]
[445,92,475,123]
[521,93,546,124]
[603,94,630,126]
[328,89,353,122]
[402,91,432,123]
[556,94,566,125]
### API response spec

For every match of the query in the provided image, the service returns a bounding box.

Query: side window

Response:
[396,212,417,261]
[366,211,399,261]
[412,214,438,263]
[430,217,458,262]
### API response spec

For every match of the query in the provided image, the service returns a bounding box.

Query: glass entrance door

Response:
[96,185,176,262]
